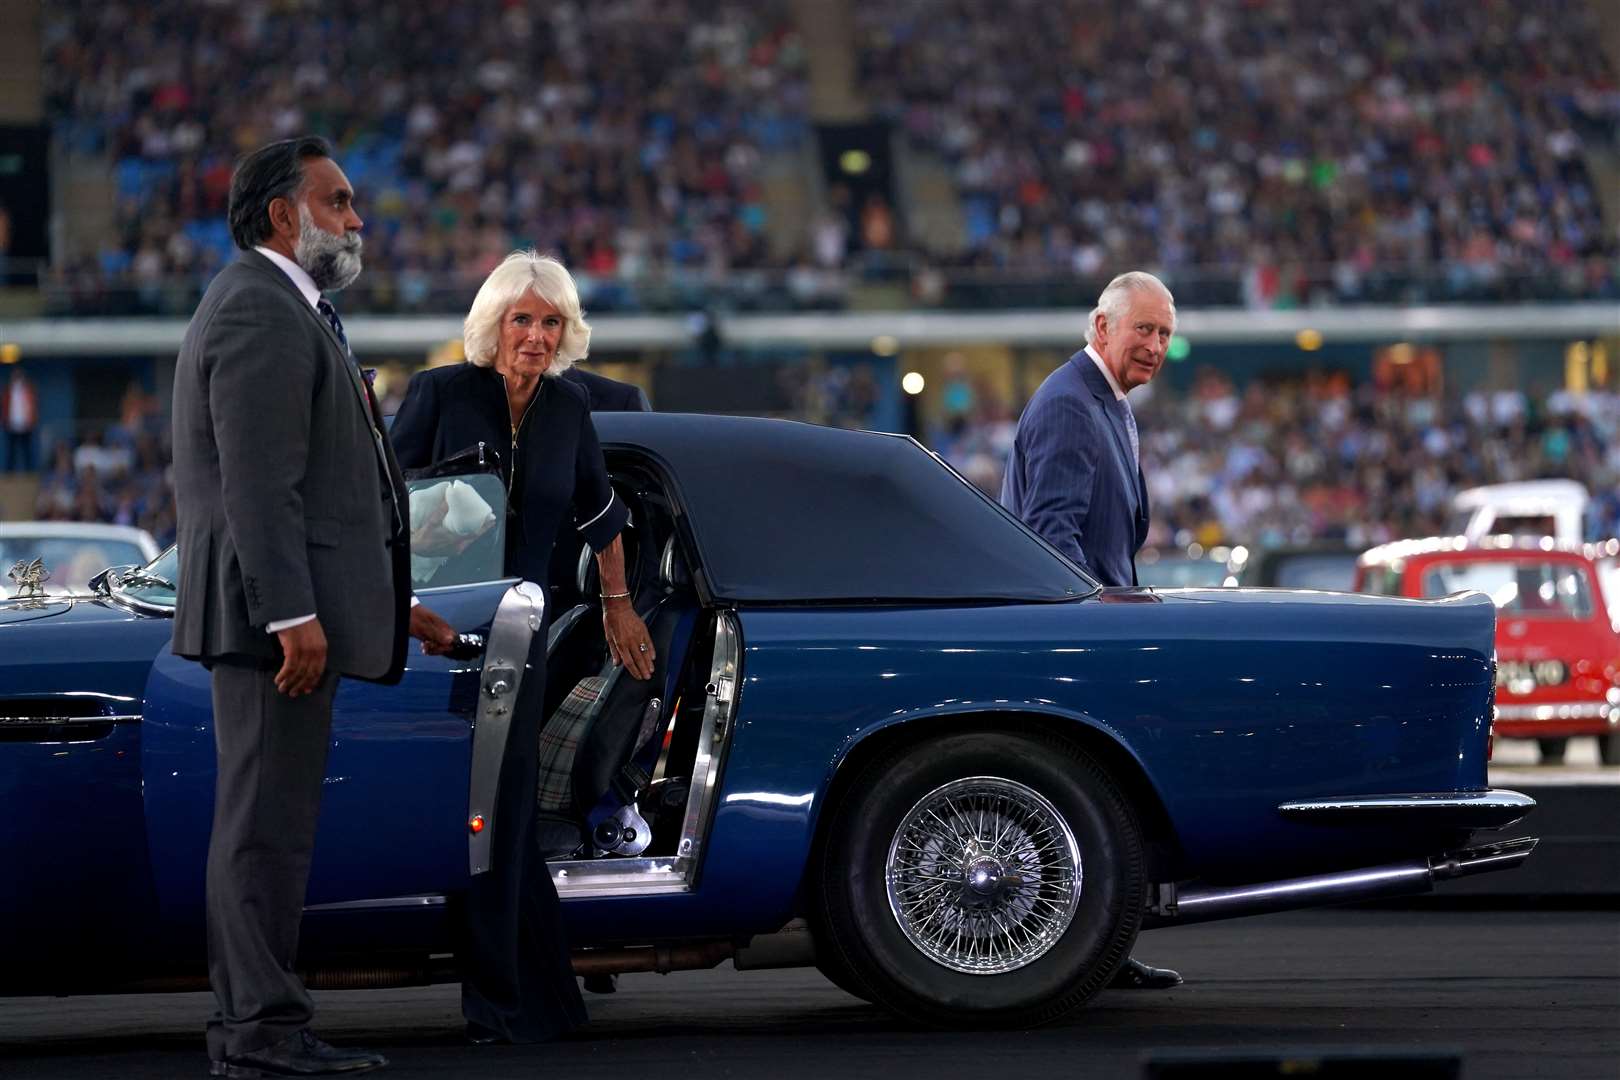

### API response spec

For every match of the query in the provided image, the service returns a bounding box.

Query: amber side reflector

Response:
[469,815,486,834]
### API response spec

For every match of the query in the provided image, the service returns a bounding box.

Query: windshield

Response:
[108,471,511,612]
[0,537,151,593]
[1421,559,1594,619]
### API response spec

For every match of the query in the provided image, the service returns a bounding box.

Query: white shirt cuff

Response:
[266,613,316,633]
[411,595,420,607]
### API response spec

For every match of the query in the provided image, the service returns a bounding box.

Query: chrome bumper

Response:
[1494,702,1619,723]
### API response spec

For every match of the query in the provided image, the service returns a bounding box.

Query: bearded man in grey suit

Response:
[172,136,454,1078]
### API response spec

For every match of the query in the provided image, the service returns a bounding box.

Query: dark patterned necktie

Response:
[1121,396,1139,468]
[316,297,352,361]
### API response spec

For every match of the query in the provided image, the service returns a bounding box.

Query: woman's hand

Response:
[603,597,656,680]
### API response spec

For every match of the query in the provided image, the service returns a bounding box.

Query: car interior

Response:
[536,454,720,866]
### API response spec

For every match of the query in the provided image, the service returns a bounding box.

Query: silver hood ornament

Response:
[6,557,50,600]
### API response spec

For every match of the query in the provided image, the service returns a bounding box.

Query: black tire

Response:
[1538,737,1569,765]
[815,729,1145,1028]
[1599,733,1620,767]
[814,951,875,1003]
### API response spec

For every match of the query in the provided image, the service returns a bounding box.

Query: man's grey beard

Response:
[293,205,363,292]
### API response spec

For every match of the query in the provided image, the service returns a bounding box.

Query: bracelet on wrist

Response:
[600,590,631,601]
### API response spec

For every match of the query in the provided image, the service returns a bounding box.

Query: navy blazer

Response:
[999,350,1149,586]
[549,368,650,606]
[563,368,651,412]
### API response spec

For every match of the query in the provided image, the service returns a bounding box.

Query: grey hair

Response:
[462,250,591,375]
[1084,271,1176,345]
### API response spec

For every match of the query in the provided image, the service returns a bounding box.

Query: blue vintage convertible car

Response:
[1,414,1535,1027]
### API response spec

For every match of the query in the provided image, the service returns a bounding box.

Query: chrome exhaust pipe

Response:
[1143,837,1538,929]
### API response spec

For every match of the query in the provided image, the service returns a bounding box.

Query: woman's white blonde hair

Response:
[462,250,592,375]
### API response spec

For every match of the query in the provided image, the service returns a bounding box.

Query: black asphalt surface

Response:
[2,909,1615,1080]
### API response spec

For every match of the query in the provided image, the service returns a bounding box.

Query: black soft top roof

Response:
[593,413,1091,604]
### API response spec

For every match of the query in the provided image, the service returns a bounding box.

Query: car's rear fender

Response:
[706,593,1497,917]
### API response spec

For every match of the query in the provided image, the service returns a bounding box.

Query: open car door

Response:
[137,459,539,963]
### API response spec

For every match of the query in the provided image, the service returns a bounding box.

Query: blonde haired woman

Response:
[391,250,653,1043]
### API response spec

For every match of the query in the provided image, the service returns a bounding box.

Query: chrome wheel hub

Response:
[885,776,1082,975]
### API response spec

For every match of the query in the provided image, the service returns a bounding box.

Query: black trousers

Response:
[205,663,339,1061]
[459,637,587,1042]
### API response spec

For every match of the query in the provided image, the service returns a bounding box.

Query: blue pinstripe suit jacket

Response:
[999,351,1149,586]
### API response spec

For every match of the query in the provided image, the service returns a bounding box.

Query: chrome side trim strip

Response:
[0,714,140,725]
[1278,788,1536,829]
[1495,702,1618,722]
[552,610,741,900]
[468,580,546,876]
[304,894,447,913]
[1278,789,1537,813]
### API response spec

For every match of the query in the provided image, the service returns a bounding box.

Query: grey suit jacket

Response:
[170,250,410,682]
[999,351,1149,586]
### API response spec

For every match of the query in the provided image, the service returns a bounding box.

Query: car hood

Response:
[0,594,160,628]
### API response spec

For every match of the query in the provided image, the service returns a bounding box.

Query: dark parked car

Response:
[1136,544,1234,589]
[1230,543,1361,591]
[1,415,1534,1027]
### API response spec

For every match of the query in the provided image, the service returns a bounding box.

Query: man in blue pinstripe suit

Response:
[1001,270,1183,990]
[1002,271,1174,588]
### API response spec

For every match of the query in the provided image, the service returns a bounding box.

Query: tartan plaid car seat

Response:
[535,534,696,857]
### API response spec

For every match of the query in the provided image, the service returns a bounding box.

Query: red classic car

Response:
[1356,537,1620,765]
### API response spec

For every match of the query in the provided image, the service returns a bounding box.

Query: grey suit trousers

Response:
[205,663,339,1061]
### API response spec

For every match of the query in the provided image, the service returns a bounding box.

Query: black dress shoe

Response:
[1109,957,1183,990]
[463,1022,506,1046]
[582,973,617,995]
[208,1029,387,1077]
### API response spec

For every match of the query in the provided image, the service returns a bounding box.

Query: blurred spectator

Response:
[35,426,176,549]
[3,366,39,471]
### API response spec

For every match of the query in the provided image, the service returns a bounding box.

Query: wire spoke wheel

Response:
[885,776,1082,975]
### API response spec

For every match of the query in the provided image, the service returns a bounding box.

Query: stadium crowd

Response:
[932,370,1620,549]
[38,0,1620,313]
[856,0,1620,305]
[29,382,177,549]
[42,0,807,315]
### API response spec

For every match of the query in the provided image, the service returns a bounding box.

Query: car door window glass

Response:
[407,472,508,588]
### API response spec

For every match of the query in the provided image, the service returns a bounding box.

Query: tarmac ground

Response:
[2,908,1615,1080]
